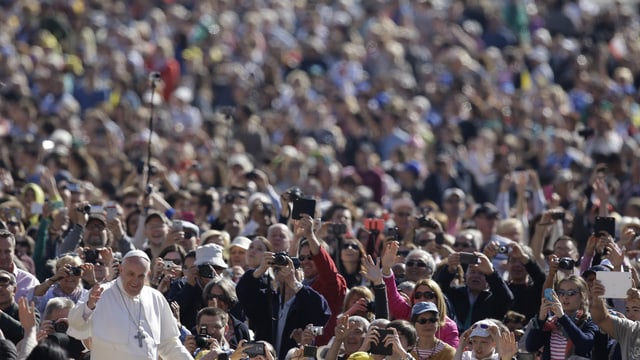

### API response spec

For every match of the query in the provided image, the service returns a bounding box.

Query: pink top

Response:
[383,273,460,348]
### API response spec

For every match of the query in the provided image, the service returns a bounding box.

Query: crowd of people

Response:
[1,0,640,359]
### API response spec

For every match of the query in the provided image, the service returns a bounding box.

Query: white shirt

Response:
[14,267,39,302]
[68,278,191,360]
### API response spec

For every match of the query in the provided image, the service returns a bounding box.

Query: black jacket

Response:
[435,268,514,332]
[236,269,331,360]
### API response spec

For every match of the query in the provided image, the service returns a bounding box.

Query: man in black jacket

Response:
[434,251,513,332]
[236,253,331,359]
[0,270,40,344]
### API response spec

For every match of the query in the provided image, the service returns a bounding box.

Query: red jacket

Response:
[309,246,347,345]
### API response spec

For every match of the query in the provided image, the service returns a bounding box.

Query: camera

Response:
[163,261,175,270]
[550,211,565,221]
[497,245,509,254]
[149,71,161,81]
[287,187,303,202]
[272,252,289,266]
[558,257,576,270]
[195,326,212,348]
[68,266,82,276]
[366,301,375,312]
[385,227,399,240]
[418,216,438,228]
[311,326,324,336]
[327,223,347,236]
[77,205,91,214]
[198,264,216,278]
[224,194,235,204]
[53,320,68,333]
[84,249,99,264]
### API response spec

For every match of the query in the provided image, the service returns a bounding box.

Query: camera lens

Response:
[53,321,68,333]
[272,252,289,266]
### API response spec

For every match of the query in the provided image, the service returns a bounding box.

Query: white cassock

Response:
[67,278,192,360]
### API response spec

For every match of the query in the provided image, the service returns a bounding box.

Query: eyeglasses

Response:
[0,278,14,287]
[16,241,29,247]
[184,231,197,239]
[397,250,410,257]
[557,289,579,297]
[298,255,313,262]
[406,260,428,268]
[7,221,19,227]
[414,291,436,300]
[415,317,438,324]
[342,243,359,250]
[123,203,139,209]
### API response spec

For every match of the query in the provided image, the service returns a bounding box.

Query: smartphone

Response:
[544,288,554,302]
[30,203,43,215]
[291,197,316,220]
[50,200,65,210]
[364,218,384,232]
[594,216,615,237]
[89,205,103,214]
[459,252,479,265]
[244,342,265,357]
[303,345,317,358]
[369,329,393,355]
[172,219,183,231]
[106,206,117,222]
[384,226,399,240]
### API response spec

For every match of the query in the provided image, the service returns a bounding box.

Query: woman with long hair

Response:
[337,238,367,288]
[524,274,597,359]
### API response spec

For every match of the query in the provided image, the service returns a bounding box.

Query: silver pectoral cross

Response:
[134,326,146,348]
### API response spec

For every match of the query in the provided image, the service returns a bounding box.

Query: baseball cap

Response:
[0,270,15,285]
[411,301,439,318]
[145,210,168,225]
[87,213,106,226]
[582,264,611,278]
[470,320,493,338]
[195,244,228,268]
[443,188,465,201]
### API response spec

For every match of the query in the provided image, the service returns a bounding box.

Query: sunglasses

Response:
[453,242,473,248]
[415,317,438,324]
[184,231,197,239]
[406,260,428,268]
[207,294,225,301]
[298,255,313,262]
[414,291,436,300]
[397,250,410,257]
[164,258,182,266]
[472,323,489,330]
[123,203,139,209]
[342,243,359,250]
[557,289,579,297]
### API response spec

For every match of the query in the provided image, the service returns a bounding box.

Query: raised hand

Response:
[361,255,383,285]
[87,283,104,310]
[497,330,518,360]
[381,241,399,275]
[18,297,36,331]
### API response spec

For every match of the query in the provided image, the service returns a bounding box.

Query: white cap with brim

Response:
[195,243,228,268]
[469,320,493,338]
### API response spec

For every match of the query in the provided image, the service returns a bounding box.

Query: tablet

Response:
[291,197,316,220]
[597,271,633,299]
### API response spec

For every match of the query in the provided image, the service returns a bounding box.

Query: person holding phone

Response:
[523,275,597,359]
[434,251,514,332]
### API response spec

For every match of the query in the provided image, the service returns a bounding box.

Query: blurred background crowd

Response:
[1,0,640,359]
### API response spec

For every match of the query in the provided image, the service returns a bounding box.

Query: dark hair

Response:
[25,340,68,360]
[158,244,187,262]
[196,306,229,327]
[201,277,238,307]
[387,320,417,349]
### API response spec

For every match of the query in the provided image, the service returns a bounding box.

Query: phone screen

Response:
[594,216,615,237]
[459,252,479,265]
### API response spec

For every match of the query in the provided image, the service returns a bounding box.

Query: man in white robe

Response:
[67,250,191,359]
